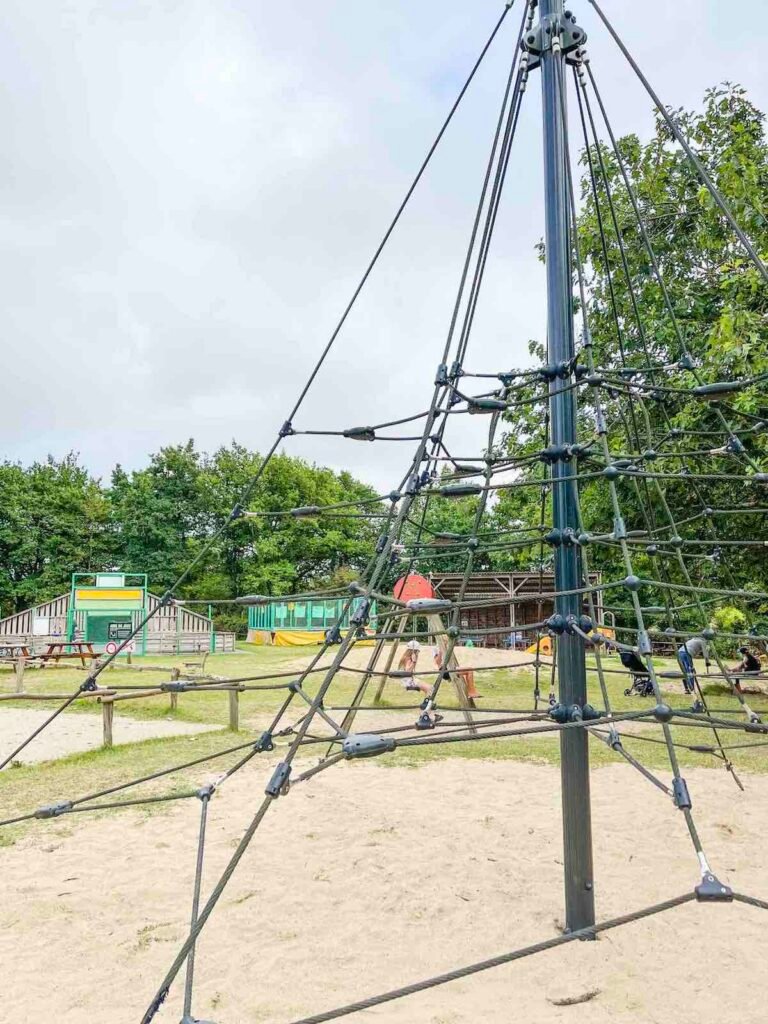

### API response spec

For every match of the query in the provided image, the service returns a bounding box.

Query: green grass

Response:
[1,643,767,847]
[0,728,255,846]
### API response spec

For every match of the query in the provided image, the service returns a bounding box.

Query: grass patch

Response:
[0,727,256,846]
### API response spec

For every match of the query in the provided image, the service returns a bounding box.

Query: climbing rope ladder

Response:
[3,1,768,1021]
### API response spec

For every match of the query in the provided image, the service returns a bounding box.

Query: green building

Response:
[248,596,377,646]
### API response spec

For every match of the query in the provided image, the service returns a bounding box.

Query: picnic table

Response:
[39,641,97,666]
[0,643,31,660]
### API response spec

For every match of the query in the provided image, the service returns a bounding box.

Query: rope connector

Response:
[440,483,483,498]
[546,613,567,634]
[672,777,692,810]
[467,397,508,414]
[324,626,342,645]
[350,599,371,627]
[290,506,322,518]
[34,800,72,819]
[343,426,376,442]
[265,762,292,798]
[406,597,452,613]
[161,681,187,693]
[255,730,275,752]
[695,873,733,902]
[523,9,586,67]
[279,420,295,438]
[342,734,396,759]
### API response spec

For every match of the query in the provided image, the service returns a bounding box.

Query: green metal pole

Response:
[538,0,595,933]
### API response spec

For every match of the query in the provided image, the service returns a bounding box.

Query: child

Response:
[433,645,480,703]
[398,640,431,694]
[730,646,761,695]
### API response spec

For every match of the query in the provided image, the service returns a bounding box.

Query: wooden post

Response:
[102,699,114,748]
[170,667,180,712]
[427,612,476,734]
[14,656,26,694]
[228,688,239,732]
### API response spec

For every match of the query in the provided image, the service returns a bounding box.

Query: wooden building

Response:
[0,572,236,655]
[429,571,605,647]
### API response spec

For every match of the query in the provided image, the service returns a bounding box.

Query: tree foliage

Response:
[0,442,377,618]
[495,84,768,628]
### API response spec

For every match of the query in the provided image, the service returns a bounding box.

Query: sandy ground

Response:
[0,757,765,1024]
[286,643,545,675]
[0,708,216,765]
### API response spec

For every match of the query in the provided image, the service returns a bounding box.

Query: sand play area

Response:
[0,707,216,765]
[0,755,765,1024]
[284,643,545,676]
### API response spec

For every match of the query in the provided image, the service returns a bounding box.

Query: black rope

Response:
[287,892,698,1024]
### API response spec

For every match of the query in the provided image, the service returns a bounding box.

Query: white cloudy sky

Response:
[1,0,766,492]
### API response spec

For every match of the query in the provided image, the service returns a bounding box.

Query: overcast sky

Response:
[2,0,766,493]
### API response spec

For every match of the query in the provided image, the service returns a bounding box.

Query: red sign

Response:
[393,574,434,601]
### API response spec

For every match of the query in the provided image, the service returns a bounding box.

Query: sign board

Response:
[32,616,50,636]
[97,573,125,588]
[74,588,145,611]
[105,639,136,655]
[108,621,134,642]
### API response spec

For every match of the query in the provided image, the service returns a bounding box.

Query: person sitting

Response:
[397,641,431,694]
[730,646,761,695]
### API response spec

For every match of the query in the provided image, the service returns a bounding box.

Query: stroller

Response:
[620,650,655,697]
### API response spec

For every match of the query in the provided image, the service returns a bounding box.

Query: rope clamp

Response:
[522,10,586,69]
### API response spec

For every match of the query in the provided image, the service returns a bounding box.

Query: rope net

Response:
[3,2,768,1021]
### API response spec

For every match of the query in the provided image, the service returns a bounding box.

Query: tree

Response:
[0,443,378,619]
[496,84,768,629]
[0,454,110,615]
